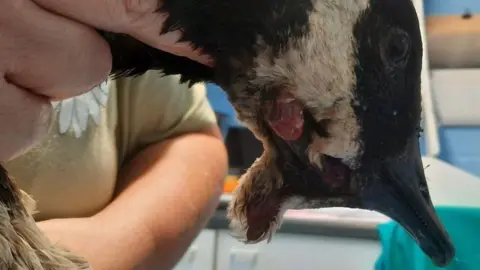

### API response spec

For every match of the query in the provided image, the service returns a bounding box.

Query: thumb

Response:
[33,0,213,65]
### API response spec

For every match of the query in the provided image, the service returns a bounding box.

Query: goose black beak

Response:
[360,139,455,267]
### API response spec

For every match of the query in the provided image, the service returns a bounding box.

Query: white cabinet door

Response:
[216,230,381,270]
[174,229,216,270]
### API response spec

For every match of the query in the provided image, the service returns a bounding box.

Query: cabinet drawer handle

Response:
[229,249,258,270]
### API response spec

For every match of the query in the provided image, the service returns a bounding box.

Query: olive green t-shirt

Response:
[4,71,217,221]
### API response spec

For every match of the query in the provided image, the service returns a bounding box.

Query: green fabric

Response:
[375,206,480,270]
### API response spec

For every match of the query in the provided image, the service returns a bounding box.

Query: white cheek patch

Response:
[253,0,369,110]
[251,0,368,166]
[308,116,361,169]
[309,97,361,168]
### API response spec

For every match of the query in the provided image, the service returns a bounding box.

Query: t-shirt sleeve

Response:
[113,71,218,165]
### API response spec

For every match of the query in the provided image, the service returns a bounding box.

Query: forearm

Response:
[97,129,228,269]
[38,129,228,270]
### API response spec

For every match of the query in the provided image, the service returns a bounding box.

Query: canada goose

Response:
[0,0,454,268]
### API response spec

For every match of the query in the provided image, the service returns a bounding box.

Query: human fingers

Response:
[1,0,112,99]
[33,0,213,66]
[0,79,53,161]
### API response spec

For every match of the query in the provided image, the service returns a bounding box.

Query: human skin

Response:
[3,0,225,268]
[37,126,228,270]
[0,0,211,161]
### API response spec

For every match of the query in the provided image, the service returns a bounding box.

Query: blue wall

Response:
[423,1,480,176]
[437,127,480,177]
[424,0,480,16]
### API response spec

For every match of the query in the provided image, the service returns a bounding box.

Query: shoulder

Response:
[113,72,200,98]
[112,71,212,123]
[112,71,217,162]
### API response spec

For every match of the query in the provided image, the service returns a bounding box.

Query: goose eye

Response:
[381,28,411,68]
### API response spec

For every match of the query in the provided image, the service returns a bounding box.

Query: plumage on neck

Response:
[99,0,315,87]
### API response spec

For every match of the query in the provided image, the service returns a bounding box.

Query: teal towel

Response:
[375,206,480,270]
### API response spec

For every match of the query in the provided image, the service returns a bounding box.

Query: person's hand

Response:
[0,0,112,161]
[33,0,214,66]
[1,0,213,161]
